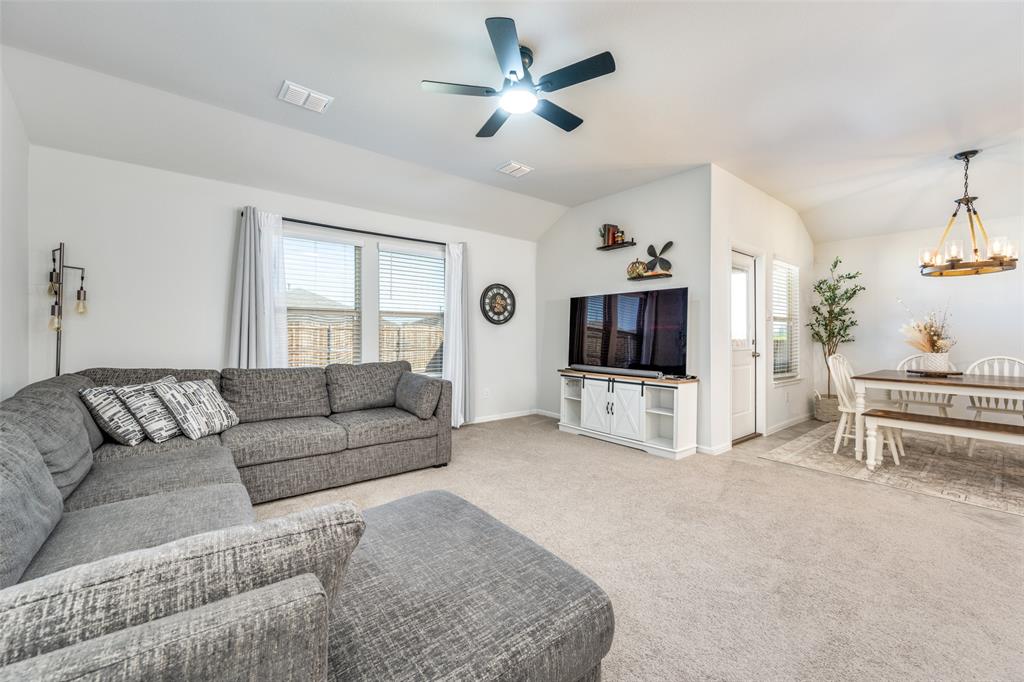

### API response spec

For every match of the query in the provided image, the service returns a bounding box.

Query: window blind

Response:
[378,248,445,376]
[772,260,799,380]
[283,236,361,367]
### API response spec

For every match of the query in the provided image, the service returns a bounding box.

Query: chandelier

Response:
[919,150,1018,277]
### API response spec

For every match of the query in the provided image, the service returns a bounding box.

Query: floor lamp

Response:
[47,242,88,376]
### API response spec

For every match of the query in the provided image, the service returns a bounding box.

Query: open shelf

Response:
[596,240,636,251]
[627,272,672,281]
[645,435,674,450]
[561,398,581,428]
[563,377,583,401]
[564,395,581,401]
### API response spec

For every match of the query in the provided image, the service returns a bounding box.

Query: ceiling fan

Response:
[421,17,616,137]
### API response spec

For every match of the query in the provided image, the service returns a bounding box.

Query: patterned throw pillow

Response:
[115,376,180,443]
[79,387,146,446]
[154,379,239,440]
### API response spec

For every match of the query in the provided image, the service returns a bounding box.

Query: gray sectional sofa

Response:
[0,364,615,680]
[74,361,452,503]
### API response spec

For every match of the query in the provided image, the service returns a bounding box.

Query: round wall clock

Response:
[480,283,516,325]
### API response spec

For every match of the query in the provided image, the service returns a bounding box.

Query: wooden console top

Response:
[558,369,699,385]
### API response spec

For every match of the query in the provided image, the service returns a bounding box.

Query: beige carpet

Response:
[760,423,1024,516]
[256,416,1024,681]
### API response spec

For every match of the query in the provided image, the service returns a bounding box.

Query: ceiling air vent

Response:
[496,160,533,177]
[277,80,334,113]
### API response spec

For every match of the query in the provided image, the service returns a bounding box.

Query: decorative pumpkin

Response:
[627,258,648,280]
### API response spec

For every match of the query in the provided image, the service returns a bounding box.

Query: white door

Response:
[581,380,611,433]
[611,382,644,441]
[731,251,757,440]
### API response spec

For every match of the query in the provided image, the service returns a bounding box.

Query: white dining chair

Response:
[894,354,956,452]
[828,354,905,465]
[964,356,1024,457]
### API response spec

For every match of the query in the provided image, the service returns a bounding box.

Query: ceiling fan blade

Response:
[647,244,658,258]
[476,108,511,137]
[659,258,672,271]
[538,51,616,92]
[421,80,496,97]
[533,99,583,132]
[485,17,525,81]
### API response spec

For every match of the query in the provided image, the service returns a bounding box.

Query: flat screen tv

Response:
[568,286,688,376]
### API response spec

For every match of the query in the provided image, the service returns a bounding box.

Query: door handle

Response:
[751,351,761,358]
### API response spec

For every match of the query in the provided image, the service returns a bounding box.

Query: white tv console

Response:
[557,369,698,459]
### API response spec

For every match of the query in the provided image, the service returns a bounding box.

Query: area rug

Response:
[761,422,1024,515]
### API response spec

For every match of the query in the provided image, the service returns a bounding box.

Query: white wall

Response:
[710,165,816,443]
[812,218,1024,409]
[27,147,539,422]
[535,167,715,445]
[1,76,30,398]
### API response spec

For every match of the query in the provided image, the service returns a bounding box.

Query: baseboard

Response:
[534,409,560,419]
[697,442,732,455]
[467,409,551,425]
[766,413,812,436]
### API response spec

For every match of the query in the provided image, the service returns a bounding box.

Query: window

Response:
[283,236,361,367]
[730,268,749,347]
[771,260,799,380]
[378,248,445,376]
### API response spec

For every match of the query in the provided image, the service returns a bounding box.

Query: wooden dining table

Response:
[851,370,1024,470]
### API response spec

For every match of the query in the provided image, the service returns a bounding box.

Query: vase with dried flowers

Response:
[900,305,957,372]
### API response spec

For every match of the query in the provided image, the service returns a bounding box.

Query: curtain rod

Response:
[240,211,446,246]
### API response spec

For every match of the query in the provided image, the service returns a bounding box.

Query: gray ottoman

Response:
[330,491,614,681]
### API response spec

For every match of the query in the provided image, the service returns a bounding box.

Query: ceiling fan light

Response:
[499,88,538,114]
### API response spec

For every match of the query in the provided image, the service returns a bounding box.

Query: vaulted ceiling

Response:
[3,1,1021,241]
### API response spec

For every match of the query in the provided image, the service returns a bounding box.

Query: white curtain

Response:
[228,206,288,368]
[442,242,469,427]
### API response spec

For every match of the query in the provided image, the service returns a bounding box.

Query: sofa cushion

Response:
[115,376,182,443]
[0,504,363,667]
[154,379,239,440]
[330,491,615,682]
[64,445,242,512]
[221,417,348,468]
[76,368,222,390]
[0,424,63,588]
[220,367,330,423]
[21,483,254,582]
[328,407,437,449]
[79,385,147,446]
[395,372,443,419]
[17,375,103,450]
[94,434,221,462]
[0,391,93,499]
[326,361,410,413]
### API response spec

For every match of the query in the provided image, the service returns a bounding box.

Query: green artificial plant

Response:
[807,257,866,397]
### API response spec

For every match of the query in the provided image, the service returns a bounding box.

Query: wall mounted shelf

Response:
[627,272,672,281]
[596,240,636,251]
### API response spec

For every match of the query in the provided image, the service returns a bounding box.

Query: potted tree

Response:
[807,257,865,421]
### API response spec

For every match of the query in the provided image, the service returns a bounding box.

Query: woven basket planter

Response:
[813,394,841,422]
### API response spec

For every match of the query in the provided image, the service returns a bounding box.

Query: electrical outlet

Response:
[482,388,492,400]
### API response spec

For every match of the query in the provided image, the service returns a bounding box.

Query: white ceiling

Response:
[3,1,1022,242]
